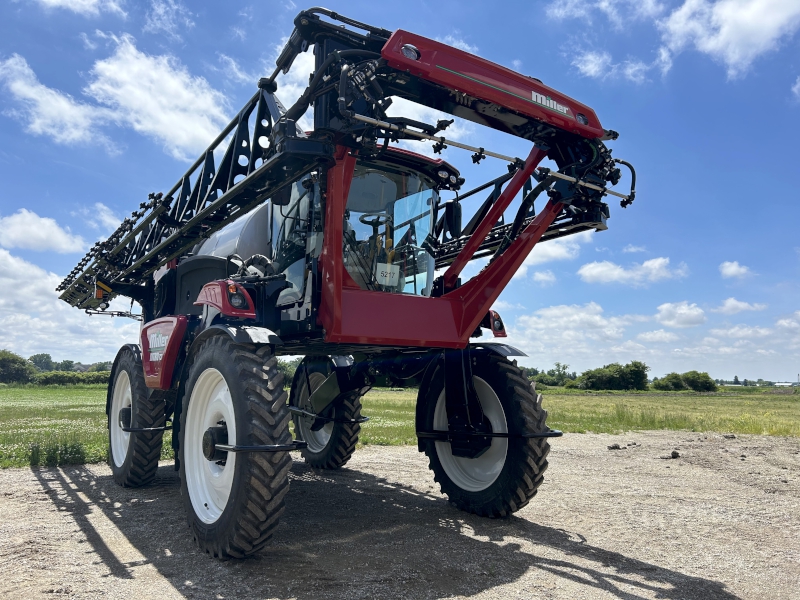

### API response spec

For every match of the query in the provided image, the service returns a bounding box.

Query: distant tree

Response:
[681,371,717,392]
[87,361,112,372]
[733,375,740,385]
[55,360,75,372]
[652,372,687,391]
[0,349,37,383]
[743,378,750,387]
[29,353,55,372]
[578,361,650,391]
[275,357,303,385]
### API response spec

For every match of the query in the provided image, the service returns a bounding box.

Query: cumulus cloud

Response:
[0,54,111,147]
[719,260,751,278]
[0,38,230,160]
[73,202,119,232]
[571,49,654,83]
[515,230,593,278]
[655,301,706,328]
[577,257,687,285]
[85,34,229,160]
[623,244,646,253]
[32,0,126,17]
[436,35,478,54]
[793,76,800,100]
[709,325,771,338]
[0,209,85,253]
[658,0,800,78]
[143,0,194,41]
[712,297,766,314]
[637,329,679,342]
[217,54,255,85]
[547,0,664,27]
[0,249,139,360]
[532,270,556,285]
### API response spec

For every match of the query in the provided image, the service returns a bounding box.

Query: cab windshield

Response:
[343,160,437,296]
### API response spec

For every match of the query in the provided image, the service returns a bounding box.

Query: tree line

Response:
[0,350,112,384]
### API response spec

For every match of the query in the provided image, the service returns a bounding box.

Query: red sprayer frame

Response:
[318,146,563,349]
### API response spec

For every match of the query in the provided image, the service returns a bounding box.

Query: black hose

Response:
[614,159,637,207]
[283,49,381,123]
[491,175,556,260]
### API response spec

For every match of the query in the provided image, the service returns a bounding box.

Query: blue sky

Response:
[0,0,798,380]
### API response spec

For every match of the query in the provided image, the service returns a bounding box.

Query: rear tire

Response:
[108,346,165,487]
[179,336,292,558]
[289,356,362,469]
[420,353,550,517]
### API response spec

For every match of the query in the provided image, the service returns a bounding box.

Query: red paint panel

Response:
[194,280,256,319]
[382,30,604,139]
[141,316,188,389]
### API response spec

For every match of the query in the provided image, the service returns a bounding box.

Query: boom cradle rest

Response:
[58,6,636,559]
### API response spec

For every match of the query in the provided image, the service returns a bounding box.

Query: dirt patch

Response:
[0,431,798,599]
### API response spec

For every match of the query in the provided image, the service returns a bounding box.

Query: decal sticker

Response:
[148,332,169,362]
[375,263,400,287]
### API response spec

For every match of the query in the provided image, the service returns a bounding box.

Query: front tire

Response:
[289,356,362,469]
[108,346,165,487]
[179,336,292,558]
[420,353,550,517]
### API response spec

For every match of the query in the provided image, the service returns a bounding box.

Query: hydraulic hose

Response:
[491,175,556,260]
[614,159,637,207]
[282,49,381,123]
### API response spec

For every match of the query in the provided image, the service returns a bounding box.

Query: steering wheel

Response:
[358,212,391,228]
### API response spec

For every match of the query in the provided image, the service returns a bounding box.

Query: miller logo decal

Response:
[531,91,570,116]
[148,332,169,362]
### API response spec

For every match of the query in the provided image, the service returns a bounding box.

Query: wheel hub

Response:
[118,406,132,430]
[202,425,228,461]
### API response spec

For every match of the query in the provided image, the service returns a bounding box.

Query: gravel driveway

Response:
[1,431,798,599]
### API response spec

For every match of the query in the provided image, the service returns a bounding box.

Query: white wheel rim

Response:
[110,370,132,468]
[433,376,508,492]
[295,371,333,453]
[185,368,237,524]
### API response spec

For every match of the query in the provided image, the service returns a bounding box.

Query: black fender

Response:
[170,324,283,462]
[413,343,526,451]
[106,344,143,419]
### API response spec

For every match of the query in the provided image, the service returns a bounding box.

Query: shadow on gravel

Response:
[32,460,740,600]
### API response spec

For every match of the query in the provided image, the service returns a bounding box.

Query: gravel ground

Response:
[0,431,798,600]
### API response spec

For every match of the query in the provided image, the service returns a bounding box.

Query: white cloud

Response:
[776,311,800,331]
[74,202,119,232]
[492,300,525,311]
[719,260,751,278]
[143,0,194,41]
[231,26,247,41]
[533,270,556,285]
[32,0,126,17]
[571,50,653,83]
[709,325,771,338]
[436,35,478,54]
[1,39,230,160]
[637,329,679,342]
[622,244,646,253]
[577,257,688,285]
[515,230,593,278]
[658,0,800,78]
[0,54,110,147]
[0,209,85,253]
[655,301,707,328]
[80,32,98,50]
[85,34,230,160]
[572,50,613,78]
[218,54,254,85]
[712,297,766,314]
[511,59,523,70]
[547,0,664,26]
[793,76,800,99]
[0,249,139,361]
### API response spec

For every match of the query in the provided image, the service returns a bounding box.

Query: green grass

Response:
[1,385,797,468]
[0,385,172,469]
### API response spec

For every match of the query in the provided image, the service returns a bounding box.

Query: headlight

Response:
[229,293,246,309]
[576,113,589,125]
[401,44,420,60]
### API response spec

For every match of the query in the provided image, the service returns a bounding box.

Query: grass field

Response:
[0,384,797,468]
